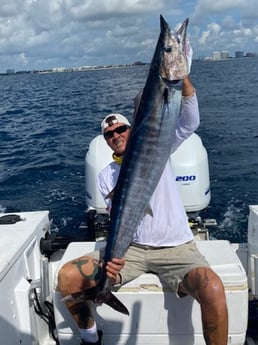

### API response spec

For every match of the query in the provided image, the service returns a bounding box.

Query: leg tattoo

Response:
[203,321,216,345]
[70,301,95,328]
[182,267,209,295]
[71,258,102,281]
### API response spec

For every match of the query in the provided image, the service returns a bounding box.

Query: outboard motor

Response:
[169,132,210,213]
[85,135,113,214]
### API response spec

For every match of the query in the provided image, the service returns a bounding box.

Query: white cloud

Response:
[0,0,258,72]
[199,22,221,45]
[0,0,23,17]
[194,0,250,15]
[65,0,164,20]
[18,52,28,64]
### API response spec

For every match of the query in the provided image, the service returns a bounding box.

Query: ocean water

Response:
[0,58,257,242]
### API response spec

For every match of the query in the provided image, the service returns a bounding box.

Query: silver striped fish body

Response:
[104,15,189,262]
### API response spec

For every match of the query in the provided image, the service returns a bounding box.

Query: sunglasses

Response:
[104,125,130,140]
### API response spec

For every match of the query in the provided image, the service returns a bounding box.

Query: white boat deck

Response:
[0,208,258,344]
[0,211,49,281]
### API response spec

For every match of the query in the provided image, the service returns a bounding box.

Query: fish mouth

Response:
[162,78,183,89]
[168,79,181,84]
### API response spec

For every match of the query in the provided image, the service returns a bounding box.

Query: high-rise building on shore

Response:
[212,51,221,60]
[221,51,229,59]
[235,51,244,58]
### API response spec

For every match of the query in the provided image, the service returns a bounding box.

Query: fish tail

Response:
[96,288,129,315]
[61,284,129,315]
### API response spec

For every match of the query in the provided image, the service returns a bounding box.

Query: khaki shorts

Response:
[90,241,209,295]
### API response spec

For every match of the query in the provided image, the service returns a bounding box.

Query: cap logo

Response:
[104,115,118,127]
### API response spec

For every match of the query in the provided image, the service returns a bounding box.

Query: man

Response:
[58,76,228,345]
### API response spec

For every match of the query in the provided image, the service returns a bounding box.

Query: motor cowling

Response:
[170,132,210,212]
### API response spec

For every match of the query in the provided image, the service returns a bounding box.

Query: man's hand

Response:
[106,257,125,284]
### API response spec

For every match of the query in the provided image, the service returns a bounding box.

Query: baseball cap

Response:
[101,113,131,134]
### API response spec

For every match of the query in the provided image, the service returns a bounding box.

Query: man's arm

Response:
[170,76,200,153]
[179,76,200,132]
[182,76,195,97]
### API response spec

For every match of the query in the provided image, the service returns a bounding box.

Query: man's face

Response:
[104,123,131,156]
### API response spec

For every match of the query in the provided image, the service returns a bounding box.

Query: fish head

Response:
[159,15,189,82]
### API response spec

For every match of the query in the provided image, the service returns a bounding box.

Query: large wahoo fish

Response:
[63,15,189,315]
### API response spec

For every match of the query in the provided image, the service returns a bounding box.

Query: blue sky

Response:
[0,0,257,72]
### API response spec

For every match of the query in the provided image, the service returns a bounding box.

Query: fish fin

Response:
[105,189,115,200]
[96,288,129,316]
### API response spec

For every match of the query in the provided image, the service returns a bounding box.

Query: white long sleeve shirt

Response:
[97,91,200,247]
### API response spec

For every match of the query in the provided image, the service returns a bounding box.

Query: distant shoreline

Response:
[0,62,149,77]
[1,55,257,76]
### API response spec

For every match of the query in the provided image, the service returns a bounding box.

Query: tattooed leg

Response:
[58,255,103,298]
[180,267,209,296]
[57,256,104,330]
[179,267,228,345]
[71,257,103,282]
[68,301,95,328]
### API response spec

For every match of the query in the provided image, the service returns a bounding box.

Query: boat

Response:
[0,132,257,345]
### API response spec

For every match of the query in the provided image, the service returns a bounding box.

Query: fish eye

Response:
[163,46,172,53]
